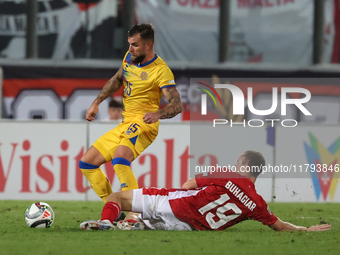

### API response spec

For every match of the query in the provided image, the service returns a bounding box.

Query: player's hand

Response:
[143,112,161,124]
[85,103,99,122]
[307,224,331,231]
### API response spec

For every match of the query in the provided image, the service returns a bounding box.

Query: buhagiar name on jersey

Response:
[225,180,257,211]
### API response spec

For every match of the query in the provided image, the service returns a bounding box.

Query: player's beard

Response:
[131,54,146,64]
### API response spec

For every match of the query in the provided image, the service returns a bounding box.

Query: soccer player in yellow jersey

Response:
[79,23,182,205]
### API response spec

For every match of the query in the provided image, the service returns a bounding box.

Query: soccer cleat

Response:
[80,220,115,230]
[113,212,127,226]
[117,219,145,230]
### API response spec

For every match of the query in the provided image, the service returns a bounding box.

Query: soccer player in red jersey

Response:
[80,151,331,232]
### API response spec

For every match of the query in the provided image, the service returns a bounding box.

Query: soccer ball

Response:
[25,202,55,228]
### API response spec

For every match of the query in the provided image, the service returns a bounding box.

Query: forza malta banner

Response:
[135,0,338,64]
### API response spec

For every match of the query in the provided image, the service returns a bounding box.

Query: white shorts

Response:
[132,188,194,231]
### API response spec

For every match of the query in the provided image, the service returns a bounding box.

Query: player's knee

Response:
[107,191,133,211]
[113,146,135,162]
[112,157,131,167]
[80,154,86,162]
[113,152,134,162]
[107,192,119,203]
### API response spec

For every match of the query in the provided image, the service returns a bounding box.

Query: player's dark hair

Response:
[128,23,154,43]
[109,99,123,109]
[242,150,265,178]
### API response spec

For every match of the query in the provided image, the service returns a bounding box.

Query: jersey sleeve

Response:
[252,203,278,226]
[157,65,176,89]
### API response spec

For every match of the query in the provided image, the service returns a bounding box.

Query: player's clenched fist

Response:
[86,103,99,121]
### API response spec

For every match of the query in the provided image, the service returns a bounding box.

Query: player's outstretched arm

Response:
[269,218,331,232]
[143,87,182,124]
[86,67,124,121]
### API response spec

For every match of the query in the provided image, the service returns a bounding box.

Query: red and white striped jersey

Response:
[167,173,278,231]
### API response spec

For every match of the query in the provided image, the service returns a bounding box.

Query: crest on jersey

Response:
[140,72,148,80]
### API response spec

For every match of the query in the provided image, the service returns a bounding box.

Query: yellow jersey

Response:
[121,51,176,121]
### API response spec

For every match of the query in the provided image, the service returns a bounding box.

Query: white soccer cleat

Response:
[80,220,115,230]
[117,220,145,230]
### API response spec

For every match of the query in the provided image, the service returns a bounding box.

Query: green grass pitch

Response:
[0,201,339,255]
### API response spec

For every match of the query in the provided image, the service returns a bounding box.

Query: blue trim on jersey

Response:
[112,157,131,166]
[160,85,176,89]
[138,54,158,68]
[79,160,99,169]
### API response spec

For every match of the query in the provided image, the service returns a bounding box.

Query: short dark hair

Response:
[242,150,265,178]
[109,99,123,109]
[128,23,154,43]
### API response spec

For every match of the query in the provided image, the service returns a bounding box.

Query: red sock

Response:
[101,202,121,223]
